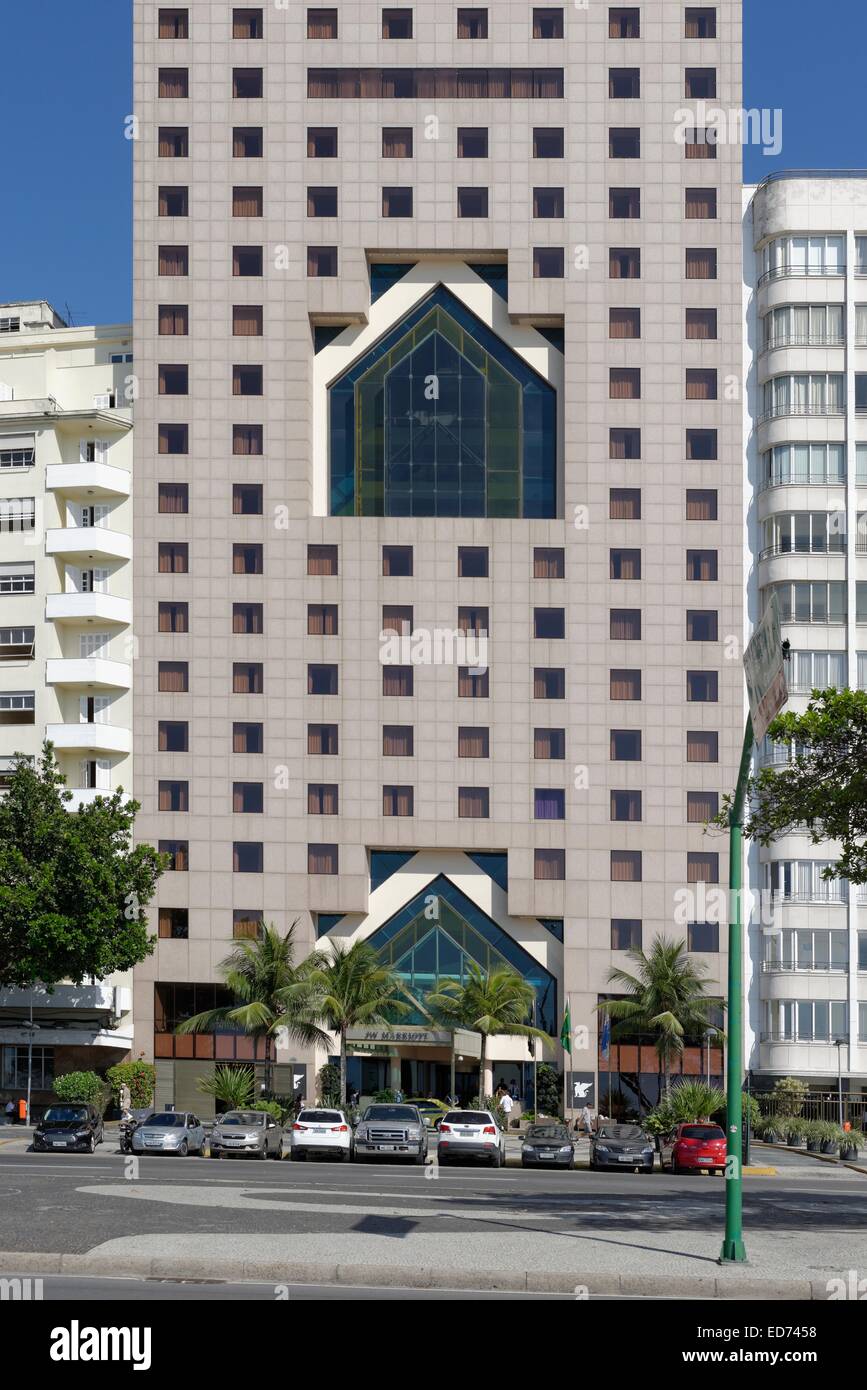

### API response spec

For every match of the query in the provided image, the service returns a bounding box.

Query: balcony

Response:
[67,786,132,812]
[45,658,131,691]
[757,403,846,427]
[46,592,132,626]
[0,983,130,1024]
[45,463,131,499]
[46,723,131,755]
[757,265,846,290]
[45,527,131,563]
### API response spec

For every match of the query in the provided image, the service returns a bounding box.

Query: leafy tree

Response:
[769,1075,807,1117]
[318,1062,341,1107]
[53,1071,106,1108]
[307,941,412,1106]
[196,1064,255,1111]
[0,747,163,988]
[176,923,329,1096]
[724,689,867,884]
[597,936,721,1100]
[534,1062,562,1119]
[426,963,550,1109]
[106,1060,156,1109]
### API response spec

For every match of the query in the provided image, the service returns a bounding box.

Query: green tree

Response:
[725,689,867,885]
[106,1060,156,1109]
[534,1062,562,1119]
[306,941,412,1105]
[176,923,329,1097]
[426,963,550,1108]
[0,746,163,988]
[196,1064,254,1111]
[53,1071,106,1108]
[597,936,720,1100]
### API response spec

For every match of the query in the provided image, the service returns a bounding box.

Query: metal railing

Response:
[758,404,846,425]
[762,335,845,351]
[759,542,846,561]
[758,266,846,289]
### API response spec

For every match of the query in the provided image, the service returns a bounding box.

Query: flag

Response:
[600,1014,611,1059]
[560,1002,572,1055]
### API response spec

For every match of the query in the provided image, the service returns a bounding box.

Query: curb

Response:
[0,1251,836,1299]
[759,1142,867,1177]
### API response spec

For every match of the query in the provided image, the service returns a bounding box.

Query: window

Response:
[609,67,640,98]
[159,67,189,98]
[158,245,188,276]
[611,850,641,882]
[609,8,639,38]
[457,128,488,158]
[0,433,35,469]
[688,922,719,953]
[458,726,489,758]
[610,549,641,580]
[687,731,718,763]
[308,723,338,754]
[233,722,263,754]
[685,187,717,219]
[158,542,188,574]
[233,841,263,872]
[159,780,189,812]
[233,245,263,276]
[610,488,641,520]
[534,608,565,639]
[307,127,338,157]
[0,499,35,532]
[457,8,488,38]
[686,550,718,582]
[534,547,564,578]
[383,605,413,635]
[686,489,718,521]
[232,484,263,515]
[686,368,717,400]
[534,728,565,760]
[611,919,641,951]
[307,602,338,635]
[610,729,641,760]
[232,782,263,814]
[535,788,565,820]
[533,247,564,279]
[382,8,412,38]
[234,8,263,39]
[233,662,263,694]
[609,247,640,279]
[457,187,488,218]
[0,563,34,595]
[610,609,641,640]
[683,128,717,160]
[610,668,641,700]
[158,424,188,456]
[685,7,717,38]
[687,851,719,883]
[458,546,489,577]
[772,580,847,625]
[159,662,188,693]
[383,725,414,757]
[610,427,641,459]
[383,545,413,576]
[459,787,490,818]
[233,365,263,397]
[158,602,188,634]
[159,127,188,157]
[534,187,564,218]
[609,128,640,159]
[458,667,489,698]
[233,127,263,158]
[383,785,414,816]
[686,247,717,279]
[0,626,35,660]
[308,843,338,875]
[610,369,640,401]
[233,67,263,98]
[383,666,414,696]
[609,310,641,344]
[308,246,338,277]
[611,789,641,822]
[383,127,413,158]
[383,186,413,218]
[686,428,717,460]
[685,308,717,340]
[0,692,35,724]
[233,185,263,216]
[533,128,564,158]
[159,186,188,216]
[535,849,565,881]
[159,8,188,38]
[158,304,189,335]
[308,664,338,695]
[159,908,189,940]
[787,650,847,694]
[533,7,564,37]
[687,790,719,823]
[233,424,263,455]
[159,840,189,871]
[233,305,263,336]
[534,667,565,699]
[158,364,188,396]
[308,544,338,576]
[234,910,264,940]
[687,670,718,702]
[685,67,716,99]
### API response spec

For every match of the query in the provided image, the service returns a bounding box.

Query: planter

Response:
[840,1145,859,1162]
[821,1140,838,1154]
[787,1134,803,1147]
[806,1139,823,1153]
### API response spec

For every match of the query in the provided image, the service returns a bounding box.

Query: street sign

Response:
[744,590,788,743]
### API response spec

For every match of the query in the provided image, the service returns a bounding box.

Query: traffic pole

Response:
[719,714,753,1264]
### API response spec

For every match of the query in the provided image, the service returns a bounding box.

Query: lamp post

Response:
[704,1028,717,1087]
[835,1038,845,1130]
[23,1001,38,1127]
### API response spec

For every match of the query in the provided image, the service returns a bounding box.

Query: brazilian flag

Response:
[559,1003,572,1056]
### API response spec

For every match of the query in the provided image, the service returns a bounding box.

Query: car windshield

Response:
[362,1106,418,1122]
[681,1125,725,1140]
[43,1107,88,1124]
[219,1112,264,1127]
[444,1111,492,1125]
[298,1110,343,1124]
[143,1113,186,1127]
[599,1125,644,1140]
[528,1125,569,1141]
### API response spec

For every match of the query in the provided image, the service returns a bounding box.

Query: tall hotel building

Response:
[133,1,742,1111]
[744,175,867,1096]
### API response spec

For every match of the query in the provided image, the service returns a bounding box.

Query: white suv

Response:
[436,1109,506,1168]
[289,1109,353,1162]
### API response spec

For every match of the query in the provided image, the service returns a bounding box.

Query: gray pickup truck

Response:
[353,1103,428,1164]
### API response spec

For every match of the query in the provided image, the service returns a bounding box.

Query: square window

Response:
[232,305,263,336]
[457,187,488,218]
[685,308,717,340]
[307,127,338,157]
[382,784,414,816]
[610,487,641,520]
[609,128,640,158]
[382,186,413,217]
[307,245,338,277]
[233,8,264,39]
[382,8,413,38]
[383,666,414,696]
[458,726,489,758]
[686,427,718,459]
[685,8,717,39]
[686,670,719,702]
[458,786,490,818]
[686,550,718,582]
[609,67,640,98]
[611,789,642,821]
[534,547,564,579]
[383,127,413,158]
[609,548,641,580]
[609,187,640,219]
[233,910,264,940]
[308,723,338,754]
[158,601,188,634]
[458,545,489,577]
[683,127,717,160]
[232,483,263,515]
[158,661,188,693]
[233,127,263,158]
[687,850,719,882]
[307,602,338,635]
[233,721,263,754]
[307,185,338,218]
[158,126,188,157]
[159,779,189,812]
[233,424,263,456]
[159,908,189,940]
[159,186,188,217]
[533,247,564,278]
[159,8,189,39]
[685,67,717,99]
[383,725,414,756]
[686,368,717,400]
[458,667,489,698]
[158,304,189,335]
[308,543,338,576]
[609,307,640,340]
[686,247,717,279]
[534,667,565,699]
[533,127,563,158]
[686,609,719,641]
[383,604,413,635]
[611,919,641,950]
[685,187,718,219]
[534,608,565,639]
[159,839,189,871]
[457,8,488,38]
[534,727,565,759]
[158,720,188,752]
[233,245,263,276]
[457,128,488,158]
[158,541,188,574]
[534,787,565,819]
[234,781,264,813]
[308,664,338,695]
[158,482,188,514]
[610,367,640,400]
[686,489,718,521]
[233,67,263,98]
[307,783,338,815]
[609,8,639,39]
[688,921,719,952]
[232,364,263,396]
[158,364,188,396]
[533,8,564,39]
[233,543,264,575]
[233,841,263,872]
[610,608,641,640]
[534,187,564,218]
[233,662,263,694]
[610,729,641,760]
[308,8,337,38]
[610,849,641,881]
[534,848,565,881]
[609,427,640,459]
[687,731,719,764]
[233,185,263,216]
[610,669,641,700]
[609,247,640,279]
[383,545,413,576]
[308,843,338,874]
[158,245,189,276]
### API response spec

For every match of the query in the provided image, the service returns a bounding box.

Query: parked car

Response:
[210,1110,283,1159]
[660,1122,727,1174]
[408,1098,449,1130]
[32,1104,103,1154]
[130,1111,206,1156]
[521,1122,575,1169]
[590,1123,655,1172]
[437,1109,506,1168]
[353,1104,427,1163]
[290,1108,353,1162]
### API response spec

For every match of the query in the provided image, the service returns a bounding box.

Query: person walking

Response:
[580,1104,594,1137]
[4,1099,13,1126]
[500,1089,514,1125]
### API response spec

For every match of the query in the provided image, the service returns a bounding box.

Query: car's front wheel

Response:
[87,1134,96,1154]
[178,1140,188,1157]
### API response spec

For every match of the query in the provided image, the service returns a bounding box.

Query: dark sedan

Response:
[33,1104,104,1153]
[521,1122,575,1169]
[590,1123,655,1172]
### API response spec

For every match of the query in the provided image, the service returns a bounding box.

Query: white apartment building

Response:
[0,301,135,1105]
[744,176,867,1097]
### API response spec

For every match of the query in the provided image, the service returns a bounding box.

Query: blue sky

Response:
[0,0,863,324]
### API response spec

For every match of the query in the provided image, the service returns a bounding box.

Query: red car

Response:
[661,1122,727,1174]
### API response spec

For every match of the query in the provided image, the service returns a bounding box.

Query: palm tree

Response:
[306,940,413,1104]
[426,963,551,1106]
[175,922,329,1097]
[597,935,721,1101]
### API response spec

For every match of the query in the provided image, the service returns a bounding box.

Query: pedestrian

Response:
[580,1104,594,1137]
[4,1099,13,1126]
[500,1089,514,1125]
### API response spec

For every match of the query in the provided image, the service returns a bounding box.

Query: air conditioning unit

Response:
[93,393,114,410]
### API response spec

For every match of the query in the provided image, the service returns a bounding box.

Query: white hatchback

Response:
[289,1108,353,1161]
[436,1109,506,1167]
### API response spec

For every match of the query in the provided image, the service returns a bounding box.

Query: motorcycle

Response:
[119,1115,139,1153]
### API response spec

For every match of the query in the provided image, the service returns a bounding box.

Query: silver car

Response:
[209,1109,283,1160]
[131,1111,206,1156]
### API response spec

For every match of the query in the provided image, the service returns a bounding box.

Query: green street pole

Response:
[719,714,753,1265]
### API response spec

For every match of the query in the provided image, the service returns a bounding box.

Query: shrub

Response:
[251,1099,285,1123]
[535,1063,562,1118]
[106,1060,156,1109]
[771,1076,807,1117]
[196,1064,254,1111]
[53,1071,106,1108]
[318,1063,341,1108]
[372,1088,397,1103]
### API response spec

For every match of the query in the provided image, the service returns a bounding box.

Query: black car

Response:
[590,1123,655,1172]
[33,1104,104,1153]
[521,1122,575,1169]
